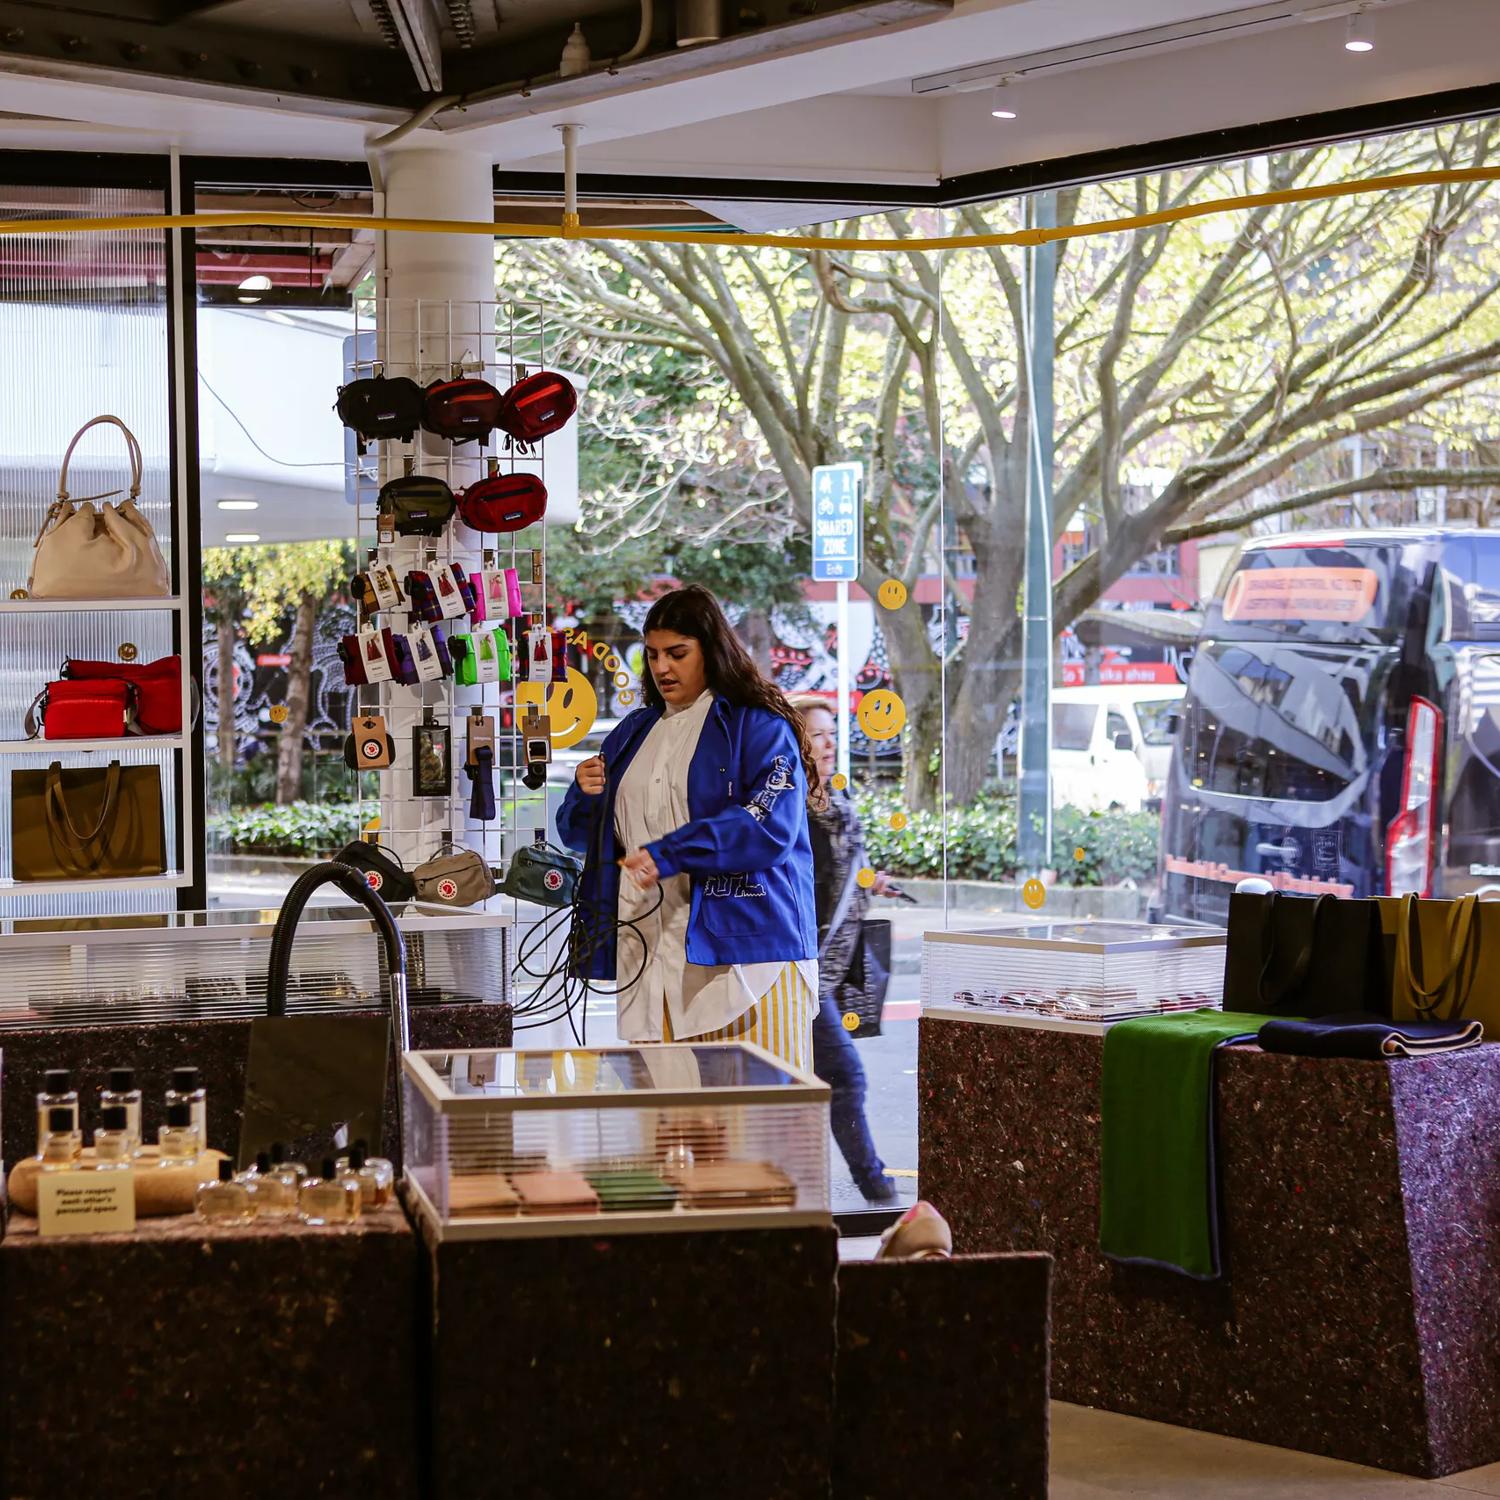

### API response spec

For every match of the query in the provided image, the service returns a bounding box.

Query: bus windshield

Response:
[1206,541,1416,646]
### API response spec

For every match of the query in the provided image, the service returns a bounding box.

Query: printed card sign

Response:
[38,1172,136,1237]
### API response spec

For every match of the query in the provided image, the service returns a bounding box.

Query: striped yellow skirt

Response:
[662,962,815,1074]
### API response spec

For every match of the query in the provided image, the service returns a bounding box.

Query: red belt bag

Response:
[63,654,182,734]
[27,679,136,739]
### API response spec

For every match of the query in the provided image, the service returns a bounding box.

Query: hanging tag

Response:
[476,631,501,685]
[432,564,467,621]
[467,709,496,766]
[531,549,544,586]
[358,626,392,684]
[377,513,396,547]
[528,625,553,682]
[523,710,553,767]
[408,622,444,682]
[353,714,393,769]
[369,565,402,611]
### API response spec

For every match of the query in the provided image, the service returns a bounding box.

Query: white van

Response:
[1006,685,1185,813]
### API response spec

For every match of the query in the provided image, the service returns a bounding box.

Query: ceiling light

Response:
[216,499,259,511]
[224,532,261,544]
[1344,11,1374,49]
[236,273,272,304]
[991,82,1018,119]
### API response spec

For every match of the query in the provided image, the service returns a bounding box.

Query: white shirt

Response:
[612,691,815,1042]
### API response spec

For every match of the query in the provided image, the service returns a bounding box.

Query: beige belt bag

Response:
[27,414,170,600]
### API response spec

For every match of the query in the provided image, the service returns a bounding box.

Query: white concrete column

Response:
[372,140,495,869]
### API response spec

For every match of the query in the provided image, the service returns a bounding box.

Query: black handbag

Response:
[838,919,892,1038]
[335,374,424,449]
[1223,892,1389,1018]
[332,840,415,904]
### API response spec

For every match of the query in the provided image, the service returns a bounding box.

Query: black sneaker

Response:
[857,1173,899,1203]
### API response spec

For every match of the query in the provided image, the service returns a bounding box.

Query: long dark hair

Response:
[642,585,817,801]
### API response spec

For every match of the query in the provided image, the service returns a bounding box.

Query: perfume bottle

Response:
[298,1158,361,1226]
[267,1140,308,1192]
[195,1159,255,1223]
[157,1102,199,1166]
[165,1067,207,1153]
[242,1152,295,1220]
[93,1105,134,1170]
[36,1069,80,1159]
[99,1067,143,1156]
[337,1139,394,1207]
[39,1106,81,1171]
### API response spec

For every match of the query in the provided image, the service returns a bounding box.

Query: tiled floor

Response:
[1052,1404,1500,1497]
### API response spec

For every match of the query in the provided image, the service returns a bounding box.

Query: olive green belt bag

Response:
[11,760,166,881]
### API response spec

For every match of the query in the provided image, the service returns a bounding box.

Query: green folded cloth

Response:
[1099,1009,1268,1279]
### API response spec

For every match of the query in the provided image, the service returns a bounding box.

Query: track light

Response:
[1344,11,1373,51]
[990,80,1018,119]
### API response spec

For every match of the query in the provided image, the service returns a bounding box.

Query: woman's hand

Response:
[872,870,894,897]
[575,755,606,796]
[620,848,661,889]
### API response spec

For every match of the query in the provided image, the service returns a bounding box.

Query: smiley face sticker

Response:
[516,668,599,749]
[857,689,906,741]
[877,578,908,610]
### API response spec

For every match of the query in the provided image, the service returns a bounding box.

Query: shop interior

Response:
[3,0,1500,1494]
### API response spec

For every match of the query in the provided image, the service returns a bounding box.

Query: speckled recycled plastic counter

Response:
[0,1000,512,1169]
[0,1203,420,1497]
[417,1210,839,1500]
[833,1252,1052,1500]
[919,1014,1500,1478]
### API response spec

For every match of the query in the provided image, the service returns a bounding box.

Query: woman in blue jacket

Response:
[556,585,819,1070]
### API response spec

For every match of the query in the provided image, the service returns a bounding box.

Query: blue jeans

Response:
[812,997,886,1187]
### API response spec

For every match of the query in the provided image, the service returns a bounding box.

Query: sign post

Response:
[811,462,863,784]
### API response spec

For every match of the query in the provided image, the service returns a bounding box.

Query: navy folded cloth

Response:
[1258,1011,1483,1059]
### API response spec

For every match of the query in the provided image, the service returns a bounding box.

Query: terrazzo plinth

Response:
[834,1252,1051,1500]
[0,1204,420,1497]
[918,1016,1500,1478]
[421,1215,838,1500]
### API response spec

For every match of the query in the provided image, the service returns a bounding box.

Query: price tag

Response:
[433,564,467,621]
[38,1171,136,1237]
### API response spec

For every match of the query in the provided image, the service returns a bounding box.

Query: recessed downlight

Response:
[237,273,272,304]
[216,499,259,511]
[224,532,261,544]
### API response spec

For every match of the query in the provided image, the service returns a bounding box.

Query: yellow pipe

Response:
[0,166,1497,253]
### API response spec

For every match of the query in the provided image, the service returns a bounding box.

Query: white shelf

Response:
[0,871,191,899]
[0,735,185,756]
[0,596,183,613]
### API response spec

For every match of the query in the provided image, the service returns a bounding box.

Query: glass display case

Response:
[0,905,511,1031]
[921,919,1226,1029]
[403,1043,831,1240]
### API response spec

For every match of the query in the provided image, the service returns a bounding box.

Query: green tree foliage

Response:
[508,120,1500,808]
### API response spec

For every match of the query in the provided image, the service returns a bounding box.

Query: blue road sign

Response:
[811,462,862,582]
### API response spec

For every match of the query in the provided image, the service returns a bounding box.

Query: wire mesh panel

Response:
[403,1044,831,1239]
[0,904,510,1029]
[921,920,1226,1025]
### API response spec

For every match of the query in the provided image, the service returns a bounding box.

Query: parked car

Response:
[1005,685,1186,812]
[1158,528,1500,925]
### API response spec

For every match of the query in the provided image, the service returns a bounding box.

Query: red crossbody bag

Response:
[62,654,182,734]
[26,679,136,739]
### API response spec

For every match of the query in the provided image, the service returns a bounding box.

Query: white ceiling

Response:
[0,0,1494,193]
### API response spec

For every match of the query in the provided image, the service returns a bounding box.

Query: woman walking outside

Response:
[557,585,819,1071]
[791,695,897,1203]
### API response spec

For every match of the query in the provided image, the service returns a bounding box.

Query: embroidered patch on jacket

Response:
[746,755,794,824]
[703,872,767,899]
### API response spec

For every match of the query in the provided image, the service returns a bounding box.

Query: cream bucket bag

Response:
[27,415,170,600]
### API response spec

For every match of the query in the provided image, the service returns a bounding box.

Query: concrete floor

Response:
[1052,1405,1500,1498]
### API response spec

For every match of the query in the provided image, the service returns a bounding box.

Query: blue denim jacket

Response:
[556,698,817,979]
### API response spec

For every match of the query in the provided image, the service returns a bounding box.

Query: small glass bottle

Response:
[195,1159,255,1223]
[268,1141,308,1193]
[299,1157,361,1226]
[93,1105,134,1170]
[166,1067,207,1153]
[242,1152,294,1220]
[39,1106,81,1171]
[337,1138,394,1207]
[99,1067,143,1156]
[157,1101,199,1166]
[36,1069,80,1159]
